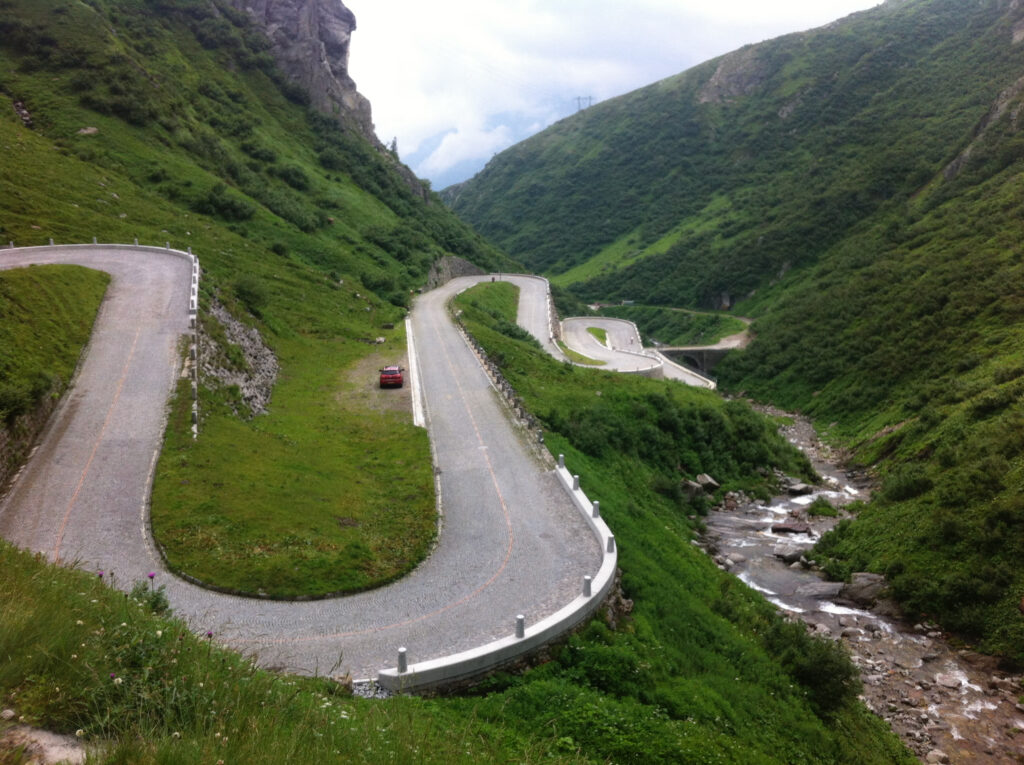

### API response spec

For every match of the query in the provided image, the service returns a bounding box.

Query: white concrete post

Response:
[592,501,600,518]
[134,238,138,246]
[558,454,565,468]
[572,475,580,491]
[583,575,592,597]
[515,615,525,639]
[165,242,170,249]
[92,236,97,244]
[49,238,54,245]
[397,647,408,673]
[606,535,616,553]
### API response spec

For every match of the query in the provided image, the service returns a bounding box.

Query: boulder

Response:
[683,480,704,499]
[840,572,886,607]
[771,522,811,534]
[772,542,804,564]
[796,581,845,599]
[696,473,720,490]
[787,482,814,496]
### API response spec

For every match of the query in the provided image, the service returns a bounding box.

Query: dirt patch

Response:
[338,349,412,417]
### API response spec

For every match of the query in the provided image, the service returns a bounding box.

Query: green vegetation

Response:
[599,305,747,346]
[0,540,583,763]
[449,283,910,763]
[449,0,1024,308]
[152,329,436,598]
[807,497,840,518]
[0,265,109,425]
[0,0,926,759]
[0,0,512,596]
[448,0,1024,665]
[556,339,606,366]
[585,326,607,346]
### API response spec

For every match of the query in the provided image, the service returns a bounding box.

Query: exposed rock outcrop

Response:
[698,46,774,104]
[228,0,375,140]
[199,299,279,416]
[426,255,485,289]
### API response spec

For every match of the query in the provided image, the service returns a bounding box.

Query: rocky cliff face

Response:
[228,0,376,142]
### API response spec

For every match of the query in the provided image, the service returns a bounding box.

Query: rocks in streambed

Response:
[795,581,844,599]
[772,542,805,564]
[839,572,886,607]
[771,521,811,534]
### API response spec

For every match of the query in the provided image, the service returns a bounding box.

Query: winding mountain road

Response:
[0,248,599,681]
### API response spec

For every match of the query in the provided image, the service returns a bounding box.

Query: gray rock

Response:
[228,0,375,140]
[787,482,814,495]
[924,750,949,764]
[796,581,844,599]
[772,542,804,564]
[840,572,886,607]
[0,709,14,720]
[696,473,720,490]
[935,674,961,689]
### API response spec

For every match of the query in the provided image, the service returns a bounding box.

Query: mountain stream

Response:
[699,406,1024,763]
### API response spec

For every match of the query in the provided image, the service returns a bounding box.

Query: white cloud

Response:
[419,122,514,176]
[346,0,881,185]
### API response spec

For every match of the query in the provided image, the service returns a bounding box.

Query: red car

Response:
[379,365,404,388]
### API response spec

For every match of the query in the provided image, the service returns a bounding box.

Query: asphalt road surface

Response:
[0,249,599,680]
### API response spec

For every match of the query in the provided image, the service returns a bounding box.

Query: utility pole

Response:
[575,96,593,111]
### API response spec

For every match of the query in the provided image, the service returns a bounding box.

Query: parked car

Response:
[379,365,404,388]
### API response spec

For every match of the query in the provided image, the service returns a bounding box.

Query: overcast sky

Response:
[346,1,881,189]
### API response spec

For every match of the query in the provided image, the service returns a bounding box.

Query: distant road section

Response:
[559,315,716,388]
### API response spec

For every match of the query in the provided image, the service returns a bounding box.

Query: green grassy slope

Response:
[0,0,511,595]
[0,1,914,761]
[447,0,1024,664]
[0,265,109,426]
[448,283,911,764]
[447,0,1024,305]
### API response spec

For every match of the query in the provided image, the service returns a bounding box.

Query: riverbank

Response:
[699,405,1024,763]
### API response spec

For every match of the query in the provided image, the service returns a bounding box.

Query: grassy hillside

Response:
[0,265,109,426]
[0,1,914,761]
[447,0,1024,306]
[446,283,910,763]
[447,0,1024,665]
[0,0,513,595]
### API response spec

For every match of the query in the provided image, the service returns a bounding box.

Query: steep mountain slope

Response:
[0,1,916,761]
[447,0,1024,306]
[447,0,1024,664]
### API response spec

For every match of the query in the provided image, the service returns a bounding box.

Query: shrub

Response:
[234,276,269,317]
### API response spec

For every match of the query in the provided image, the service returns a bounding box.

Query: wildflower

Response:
[148,571,156,579]
[171,732,181,739]
[206,631,213,638]
[97,571,103,578]
[156,630,163,638]
[75,730,84,738]
[113,677,123,686]
[75,620,84,626]
[71,654,77,660]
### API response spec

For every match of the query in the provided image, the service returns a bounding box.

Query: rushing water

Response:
[700,406,1024,763]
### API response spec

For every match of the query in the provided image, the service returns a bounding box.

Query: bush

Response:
[272,164,310,191]
[193,183,255,222]
[764,619,861,718]
[234,276,269,317]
